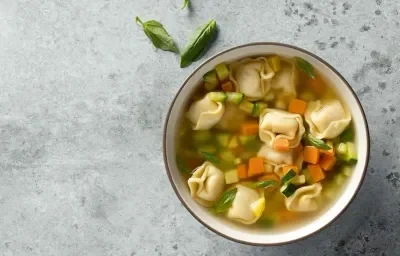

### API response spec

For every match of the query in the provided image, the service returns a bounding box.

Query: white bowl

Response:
[163,43,370,245]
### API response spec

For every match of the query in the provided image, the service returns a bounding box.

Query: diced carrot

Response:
[288,98,308,115]
[307,75,325,95]
[282,165,299,174]
[237,164,248,179]
[257,173,280,182]
[248,157,265,177]
[303,146,320,164]
[320,154,337,171]
[221,81,233,92]
[241,121,259,135]
[278,210,297,223]
[273,138,290,152]
[320,140,335,156]
[308,164,325,182]
[293,143,303,155]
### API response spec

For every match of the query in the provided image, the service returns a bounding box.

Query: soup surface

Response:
[176,55,357,229]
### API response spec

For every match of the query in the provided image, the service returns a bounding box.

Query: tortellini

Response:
[226,184,265,224]
[259,108,305,148]
[257,145,303,178]
[186,94,225,130]
[229,57,275,101]
[270,58,298,99]
[304,99,351,139]
[285,183,322,212]
[188,162,225,207]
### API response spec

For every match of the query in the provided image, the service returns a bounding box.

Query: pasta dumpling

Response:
[259,108,305,148]
[229,57,275,101]
[187,94,225,130]
[270,58,298,98]
[227,184,265,224]
[257,145,303,178]
[285,183,322,212]
[304,99,351,139]
[188,162,225,207]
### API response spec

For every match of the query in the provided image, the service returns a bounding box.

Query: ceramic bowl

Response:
[162,42,370,245]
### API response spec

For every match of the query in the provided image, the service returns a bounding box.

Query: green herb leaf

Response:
[340,126,354,142]
[181,0,189,10]
[200,152,220,164]
[305,133,332,150]
[213,188,237,213]
[136,16,179,53]
[249,180,279,189]
[176,155,192,174]
[180,19,217,68]
[294,56,315,79]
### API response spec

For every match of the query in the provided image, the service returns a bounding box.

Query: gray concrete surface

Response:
[0,0,399,255]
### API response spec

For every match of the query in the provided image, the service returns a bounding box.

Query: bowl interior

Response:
[163,43,369,245]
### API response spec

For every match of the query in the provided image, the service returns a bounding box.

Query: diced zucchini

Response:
[346,142,358,164]
[239,100,254,114]
[224,169,239,184]
[215,63,230,82]
[234,157,242,165]
[340,126,354,142]
[336,142,347,156]
[226,92,244,104]
[291,175,306,185]
[203,70,219,88]
[228,136,239,149]
[219,151,236,163]
[207,92,227,102]
[238,135,257,145]
[281,169,297,184]
[268,55,281,72]
[197,145,217,154]
[336,142,357,164]
[333,173,346,186]
[302,169,314,184]
[280,183,297,197]
[252,102,268,117]
[193,130,211,144]
[216,133,231,147]
[342,166,353,177]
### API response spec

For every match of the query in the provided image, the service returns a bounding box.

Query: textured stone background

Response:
[0,0,399,255]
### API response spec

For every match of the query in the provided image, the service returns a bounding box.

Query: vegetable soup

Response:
[176,55,357,229]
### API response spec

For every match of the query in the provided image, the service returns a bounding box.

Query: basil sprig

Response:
[180,19,217,68]
[249,180,279,189]
[212,188,237,213]
[200,152,220,164]
[294,56,315,79]
[136,17,179,53]
[305,133,332,150]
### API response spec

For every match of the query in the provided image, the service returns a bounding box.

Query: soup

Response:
[176,55,357,229]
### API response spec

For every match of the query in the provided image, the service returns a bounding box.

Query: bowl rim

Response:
[162,42,370,246]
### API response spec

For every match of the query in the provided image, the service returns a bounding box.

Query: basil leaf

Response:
[176,155,192,174]
[213,188,237,213]
[294,56,315,79]
[249,180,279,189]
[181,0,189,10]
[200,152,220,164]
[305,133,332,150]
[136,16,179,53]
[340,126,354,142]
[180,19,217,68]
